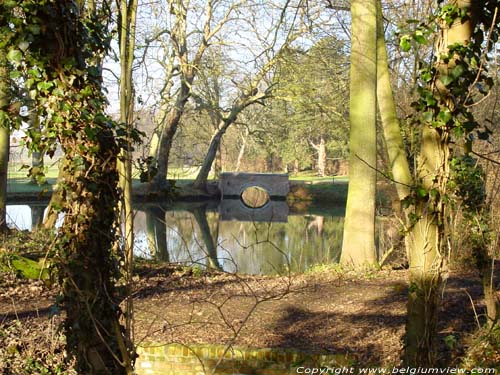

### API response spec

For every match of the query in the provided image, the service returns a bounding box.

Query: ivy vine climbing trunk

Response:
[340,0,378,267]
[0,46,9,231]
[7,1,135,373]
[404,0,482,366]
[118,0,138,345]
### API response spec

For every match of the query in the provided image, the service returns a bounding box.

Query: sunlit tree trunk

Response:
[193,91,266,191]
[376,0,412,201]
[235,128,248,172]
[340,0,377,267]
[151,82,192,190]
[193,123,226,191]
[311,136,327,177]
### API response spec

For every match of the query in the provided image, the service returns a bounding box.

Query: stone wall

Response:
[136,343,351,375]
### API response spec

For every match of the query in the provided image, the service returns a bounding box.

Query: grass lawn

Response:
[7,165,348,198]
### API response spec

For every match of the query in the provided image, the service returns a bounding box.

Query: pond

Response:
[6,199,346,275]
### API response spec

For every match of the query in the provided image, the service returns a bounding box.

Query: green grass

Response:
[6,178,55,194]
[289,170,348,182]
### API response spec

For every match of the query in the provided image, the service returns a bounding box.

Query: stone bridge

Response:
[218,172,290,222]
[218,172,289,198]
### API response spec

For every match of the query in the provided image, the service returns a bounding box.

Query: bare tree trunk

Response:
[43,160,67,229]
[214,143,222,179]
[341,0,378,267]
[150,88,191,191]
[193,126,225,191]
[235,128,249,172]
[118,0,138,354]
[28,110,44,184]
[193,90,265,190]
[376,0,412,201]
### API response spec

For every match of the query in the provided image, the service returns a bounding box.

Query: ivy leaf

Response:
[27,24,41,35]
[421,70,433,82]
[7,49,22,64]
[400,35,411,52]
[9,71,21,79]
[450,64,466,79]
[477,129,491,140]
[439,75,453,86]
[437,108,452,124]
[424,92,437,106]
[37,81,54,92]
[416,186,428,198]
[413,30,427,45]
[422,111,434,123]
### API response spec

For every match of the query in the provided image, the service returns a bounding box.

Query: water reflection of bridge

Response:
[6,198,346,275]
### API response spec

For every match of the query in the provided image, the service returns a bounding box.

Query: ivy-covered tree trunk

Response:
[57,135,133,374]
[404,0,482,365]
[6,1,135,373]
[340,0,378,267]
[404,122,446,366]
[0,46,9,231]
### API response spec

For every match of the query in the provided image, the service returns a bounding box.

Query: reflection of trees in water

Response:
[145,206,169,261]
[217,215,344,274]
[192,206,222,270]
[138,205,344,275]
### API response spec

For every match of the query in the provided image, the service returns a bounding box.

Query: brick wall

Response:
[136,343,351,375]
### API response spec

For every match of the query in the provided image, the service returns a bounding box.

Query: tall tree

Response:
[340,0,378,267]
[376,0,412,202]
[118,0,139,354]
[0,44,9,231]
[146,0,237,191]
[403,0,498,365]
[7,1,135,372]
[192,80,271,191]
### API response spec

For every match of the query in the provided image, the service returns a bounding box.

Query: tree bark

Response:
[150,81,192,190]
[0,47,9,231]
[118,0,138,356]
[340,0,378,267]
[376,0,412,201]
[235,128,248,172]
[404,0,476,366]
[193,91,265,191]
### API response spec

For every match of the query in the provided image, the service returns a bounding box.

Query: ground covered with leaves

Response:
[1,257,499,373]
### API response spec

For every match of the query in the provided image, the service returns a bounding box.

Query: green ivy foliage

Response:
[2,1,135,372]
[398,1,499,209]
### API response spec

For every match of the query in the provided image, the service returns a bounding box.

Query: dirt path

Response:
[0,264,488,368]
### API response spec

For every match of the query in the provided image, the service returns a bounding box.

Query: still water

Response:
[6,200,345,275]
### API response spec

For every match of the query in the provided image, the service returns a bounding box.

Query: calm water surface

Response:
[6,200,345,275]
